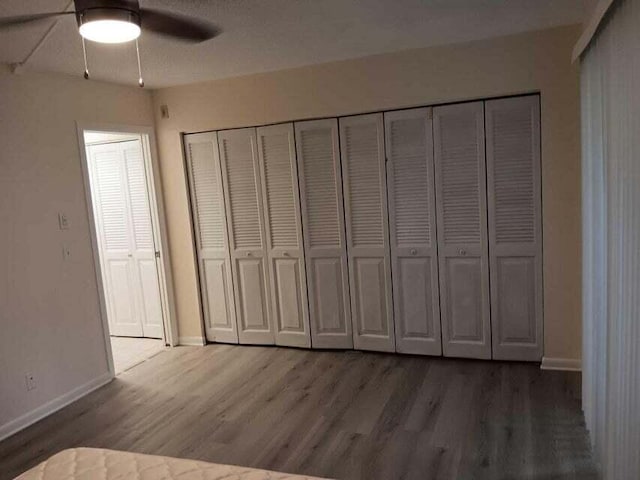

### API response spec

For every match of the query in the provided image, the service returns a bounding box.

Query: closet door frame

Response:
[78,123,178,378]
[256,123,311,348]
[340,113,395,352]
[385,107,442,356]
[184,132,239,344]
[433,102,492,360]
[218,127,275,345]
[485,95,543,361]
[295,118,353,349]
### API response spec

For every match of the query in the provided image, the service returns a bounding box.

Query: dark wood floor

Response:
[0,345,598,480]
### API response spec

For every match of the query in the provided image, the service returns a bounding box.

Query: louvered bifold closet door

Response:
[385,108,441,355]
[218,128,274,344]
[295,119,352,349]
[340,113,395,352]
[121,140,164,339]
[256,123,310,347]
[433,102,491,359]
[89,142,142,338]
[485,96,542,361]
[184,132,238,343]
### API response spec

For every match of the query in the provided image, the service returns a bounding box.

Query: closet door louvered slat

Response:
[433,102,491,359]
[340,113,395,352]
[256,123,310,347]
[385,108,441,355]
[295,119,352,349]
[485,96,542,361]
[218,128,274,344]
[184,132,238,343]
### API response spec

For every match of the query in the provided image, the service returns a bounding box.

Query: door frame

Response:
[76,122,178,377]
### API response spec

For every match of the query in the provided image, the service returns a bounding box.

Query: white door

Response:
[485,96,543,361]
[433,102,491,359]
[184,132,238,344]
[256,123,311,348]
[340,113,395,352]
[385,108,441,356]
[295,118,353,349]
[218,128,274,345]
[88,140,163,339]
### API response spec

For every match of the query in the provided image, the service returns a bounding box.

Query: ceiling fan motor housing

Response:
[74,0,141,28]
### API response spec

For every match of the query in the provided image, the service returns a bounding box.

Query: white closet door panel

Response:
[137,258,164,338]
[90,143,143,337]
[433,102,491,359]
[235,257,271,336]
[122,142,163,339]
[340,113,394,352]
[295,118,352,349]
[218,128,274,344]
[486,96,542,361]
[104,258,142,337]
[385,108,441,355]
[257,123,310,347]
[123,144,154,250]
[184,132,238,343]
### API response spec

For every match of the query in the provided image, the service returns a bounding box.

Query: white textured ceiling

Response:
[0,0,594,89]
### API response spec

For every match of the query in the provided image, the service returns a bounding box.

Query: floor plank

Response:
[0,345,599,480]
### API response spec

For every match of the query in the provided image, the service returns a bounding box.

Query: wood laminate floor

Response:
[0,345,598,480]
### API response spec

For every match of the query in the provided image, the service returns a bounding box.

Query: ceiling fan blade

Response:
[139,7,220,43]
[0,11,75,28]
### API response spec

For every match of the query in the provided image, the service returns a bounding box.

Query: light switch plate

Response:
[58,213,69,230]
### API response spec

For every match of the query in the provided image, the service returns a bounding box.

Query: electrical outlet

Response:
[58,213,69,230]
[25,373,36,391]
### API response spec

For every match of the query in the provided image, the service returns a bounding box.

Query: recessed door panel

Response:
[106,258,141,337]
[352,257,392,351]
[397,256,434,338]
[236,257,270,336]
[446,257,483,341]
[137,258,164,339]
[273,257,305,333]
[495,256,536,343]
[310,257,347,336]
[201,258,234,331]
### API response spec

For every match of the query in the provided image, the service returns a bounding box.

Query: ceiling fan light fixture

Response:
[79,8,141,44]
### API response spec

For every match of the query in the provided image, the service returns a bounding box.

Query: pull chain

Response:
[81,32,90,80]
[135,39,144,88]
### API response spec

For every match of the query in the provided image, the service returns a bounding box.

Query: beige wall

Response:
[0,65,154,436]
[153,25,582,361]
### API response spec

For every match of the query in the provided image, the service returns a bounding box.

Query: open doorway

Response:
[79,126,176,375]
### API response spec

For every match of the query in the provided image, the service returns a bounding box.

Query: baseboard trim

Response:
[541,357,582,372]
[0,371,113,442]
[178,336,206,346]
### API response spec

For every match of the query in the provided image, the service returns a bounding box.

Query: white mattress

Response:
[14,448,327,480]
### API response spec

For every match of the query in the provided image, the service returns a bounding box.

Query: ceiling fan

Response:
[0,0,221,86]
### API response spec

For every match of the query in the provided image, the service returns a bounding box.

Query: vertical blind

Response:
[581,0,640,477]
